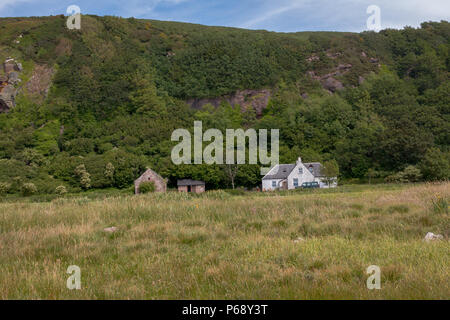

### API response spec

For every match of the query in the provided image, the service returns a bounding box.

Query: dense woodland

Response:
[0,15,448,195]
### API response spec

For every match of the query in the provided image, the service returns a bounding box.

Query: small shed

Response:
[177,179,206,193]
[134,169,167,194]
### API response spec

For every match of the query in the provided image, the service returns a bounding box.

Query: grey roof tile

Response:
[262,164,295,180]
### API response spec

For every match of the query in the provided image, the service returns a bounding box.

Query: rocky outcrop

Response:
[307,63,353,93]
[0,58,54,112]
[0,58,22,112]
[25,64,54,102]
[187,89,271,117]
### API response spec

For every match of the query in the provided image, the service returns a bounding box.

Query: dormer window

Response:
[308,166,314,174]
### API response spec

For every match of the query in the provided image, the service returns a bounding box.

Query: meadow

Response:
[0,183,448,299]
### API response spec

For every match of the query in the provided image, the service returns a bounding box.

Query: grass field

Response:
[0,183,448,299]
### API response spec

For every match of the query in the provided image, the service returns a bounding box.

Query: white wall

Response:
[287,162,316,189]
[262,161,338,190]
[262,178,283,191]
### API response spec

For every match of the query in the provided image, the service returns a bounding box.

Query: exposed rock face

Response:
[0,85,16,111]
[25,64,54,102]
[322,77,344,92]
[187,89,271,117]
[0,58,54,112]
[0,58,23,112]
[307,63,353,93]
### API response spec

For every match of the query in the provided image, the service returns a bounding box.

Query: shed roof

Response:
[177,179,205,186]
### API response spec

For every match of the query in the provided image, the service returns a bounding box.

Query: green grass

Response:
[0,183,448,299]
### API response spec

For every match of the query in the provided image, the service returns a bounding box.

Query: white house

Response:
[262,157,337,191]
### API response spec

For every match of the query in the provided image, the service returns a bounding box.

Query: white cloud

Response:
[239,0,450,31]
[0,0,34,12]
[240,0,309,29]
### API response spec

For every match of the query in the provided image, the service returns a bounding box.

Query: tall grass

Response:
[0,183,448,299]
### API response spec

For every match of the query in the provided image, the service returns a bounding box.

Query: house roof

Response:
[262,162,325,180]
[304,162,324,177]
[177,179,205,186]
[262,164,296,180]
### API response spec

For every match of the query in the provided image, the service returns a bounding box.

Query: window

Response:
[308,166,314,174]
[299,167,303,174]
[272,180,277,187]
[293,178,299,187]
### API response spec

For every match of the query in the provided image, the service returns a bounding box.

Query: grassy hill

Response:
[0,16,449,195]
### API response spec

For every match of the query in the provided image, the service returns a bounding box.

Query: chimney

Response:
[296,157,302,165]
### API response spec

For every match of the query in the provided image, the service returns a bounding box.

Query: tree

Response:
[0,182,10,195]
[386,165,422,183]
[104,162,115,184]
[366,168,377,184]
[322,160,339,187]
[223,164,239,189]
[419,148,450,181]
[75,164,91,189]
[55,185,68,195]
[401,165,422,182]
[21,183,37,196]
[19,148,45,167]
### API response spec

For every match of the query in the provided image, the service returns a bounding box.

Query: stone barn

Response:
[177,179,206,193]
[134,169,167,194]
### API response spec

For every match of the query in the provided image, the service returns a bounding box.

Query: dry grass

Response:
[0,183,449,299]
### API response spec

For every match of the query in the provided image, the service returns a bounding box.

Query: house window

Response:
[272,180,277,187]
[293,178,299,187]
[298,168,303,174]
[308,166,314,174]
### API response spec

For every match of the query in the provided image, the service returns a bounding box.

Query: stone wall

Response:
[134,169,167,194]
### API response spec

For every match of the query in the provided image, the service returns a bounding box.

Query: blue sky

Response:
[0,0,449,32]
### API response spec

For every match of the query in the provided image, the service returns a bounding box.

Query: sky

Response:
[0,0,449,32]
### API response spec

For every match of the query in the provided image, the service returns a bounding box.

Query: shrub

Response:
[419,148,450,181]
[139,181,156,194]
[385,166,422,183]
[75,164,91,189]
[21,183,37,196]
[55,185,68,195]
[0,182,11,195]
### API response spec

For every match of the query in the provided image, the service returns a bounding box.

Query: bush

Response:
[55,185,68,195]
[139,181,156,194]
[0,182,11,195]
[385,166,422,183]
[419,148,450,181]
[21,183,38,196]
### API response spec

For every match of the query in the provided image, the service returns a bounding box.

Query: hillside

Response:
[0,15,449,194]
